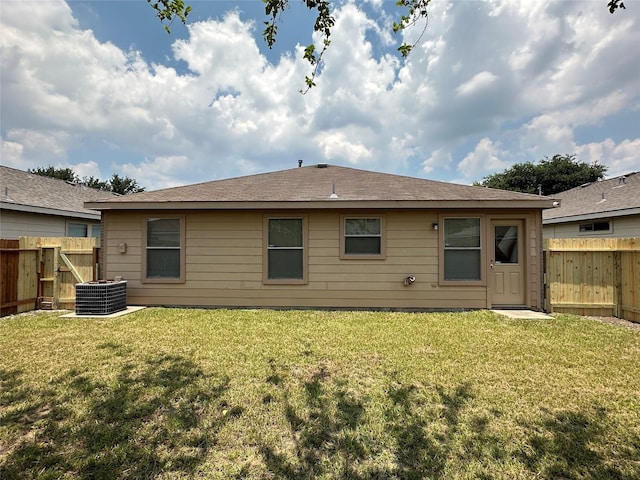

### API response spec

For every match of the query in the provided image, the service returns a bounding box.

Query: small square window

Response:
[341,216,385,259]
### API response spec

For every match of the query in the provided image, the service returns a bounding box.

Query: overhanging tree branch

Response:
[147,1,626,89]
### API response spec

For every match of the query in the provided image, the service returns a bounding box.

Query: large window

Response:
[443,217,481,281]
[341,216,385,258]
[144,216,185,282]
[265,217,307,283]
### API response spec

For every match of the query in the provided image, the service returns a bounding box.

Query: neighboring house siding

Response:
[543,213,640,239]
[0,210,103,239]
[102,209,543,310]
[1,210,66,238]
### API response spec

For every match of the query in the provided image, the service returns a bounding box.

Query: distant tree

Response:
[31,166,145,195]
[81,176,111,191]
[148,1,626,91]
[476,154,607,195]
[29,166,78,183]
[108,173,145,195]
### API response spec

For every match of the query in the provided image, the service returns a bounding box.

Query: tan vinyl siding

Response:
[102,208,543,310]
[528,211,543,309]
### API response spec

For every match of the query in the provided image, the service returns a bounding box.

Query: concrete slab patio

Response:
[60,306,146,319]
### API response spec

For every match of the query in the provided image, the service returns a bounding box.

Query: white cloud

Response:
[119,156,193,190]
[316,131,372,165]
[423,149,453,174]
[457,138,510,181]
[576,138,640,179]
[2,129,73,166]
[0,139,24,168]
[0,0,638,190]
[519,114,575,157]
[456,71,499,97]
[73,161,102,180]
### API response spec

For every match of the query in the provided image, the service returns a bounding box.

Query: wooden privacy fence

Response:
[0,237,99,316]
[545,238,639,322]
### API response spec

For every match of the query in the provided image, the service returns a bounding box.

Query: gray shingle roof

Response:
[87,164,553,209]
[1,165,118,218]
[543,172,640,222]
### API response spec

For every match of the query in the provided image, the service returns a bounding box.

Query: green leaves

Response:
[397,43,413,57]
[263,0,287,48]
[145,0,622,92]
[147,0,191,34]
[30,166,145,194]
[146,0,432,92]
[478,154,607,195]
[393,0,431,58]
[262,0,336,94]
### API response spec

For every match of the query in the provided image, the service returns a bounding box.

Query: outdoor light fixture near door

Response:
[432,223,439,230]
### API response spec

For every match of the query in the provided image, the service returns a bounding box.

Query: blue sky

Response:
[1,0,639,191]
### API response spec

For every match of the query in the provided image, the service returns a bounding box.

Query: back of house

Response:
[87,164,554,311]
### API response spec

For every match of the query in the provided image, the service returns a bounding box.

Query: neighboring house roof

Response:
[543,172,640,224]
[1,165,118,220]
[86,164,554,211]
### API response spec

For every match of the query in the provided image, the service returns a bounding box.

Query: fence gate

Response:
[545,238,639,322]
[0,237,99,316]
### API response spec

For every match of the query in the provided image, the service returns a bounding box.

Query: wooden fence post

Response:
[613,250,622,318]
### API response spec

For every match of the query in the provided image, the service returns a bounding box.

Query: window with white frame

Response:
[443,217,481,281]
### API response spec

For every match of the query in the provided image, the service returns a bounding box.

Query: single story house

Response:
[86,164,555,311]
[0,165,117,240]
[543,171,640,239]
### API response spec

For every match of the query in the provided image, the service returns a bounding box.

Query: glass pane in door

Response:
[495,226,518,264]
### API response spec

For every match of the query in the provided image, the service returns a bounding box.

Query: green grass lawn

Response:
[1,308,639,479]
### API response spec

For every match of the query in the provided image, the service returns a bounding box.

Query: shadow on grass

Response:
[519,406,638,479]
[256,361,491,479]
[0,351,241,479]
[258,359,369,479]
[254,360,636,480]
[385,381,475,479]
